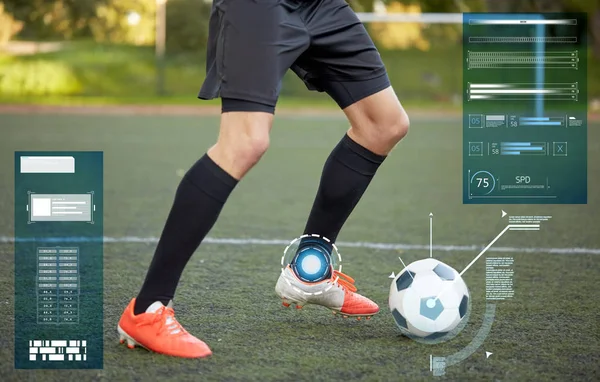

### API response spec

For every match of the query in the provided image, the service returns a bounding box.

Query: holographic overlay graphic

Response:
[281,235,342,293]
[14,152,103,369]
[292,247,331,282]
[463,13,588,204]
[291,236,333,282]
[432,304,497,377]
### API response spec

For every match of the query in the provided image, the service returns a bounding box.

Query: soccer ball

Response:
[389,258,469,340]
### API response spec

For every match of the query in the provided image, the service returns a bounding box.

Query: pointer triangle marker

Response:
[389,272,396,279]
[486,351,493,359]
[501,210,507,218]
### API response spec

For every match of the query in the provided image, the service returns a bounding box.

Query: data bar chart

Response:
[518,116,565,126]
[500,142,547,156]
[463,12,587,204]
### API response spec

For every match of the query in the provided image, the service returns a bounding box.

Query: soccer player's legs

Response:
[119,1,309,358]
[276,0,409,318]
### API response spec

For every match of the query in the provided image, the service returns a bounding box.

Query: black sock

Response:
[134,154,237,314]
[304,134,386,242]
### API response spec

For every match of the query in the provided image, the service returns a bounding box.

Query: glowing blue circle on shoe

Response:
[301,254,321,274]
[293,247,331,282]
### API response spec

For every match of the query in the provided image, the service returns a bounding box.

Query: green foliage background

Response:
[0,0,598,101]
[0,59,81,95]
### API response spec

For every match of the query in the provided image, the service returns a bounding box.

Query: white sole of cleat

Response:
[117,325,148,351]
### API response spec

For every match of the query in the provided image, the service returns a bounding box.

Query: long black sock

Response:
[134,154,237,314]
[304,134,386,242]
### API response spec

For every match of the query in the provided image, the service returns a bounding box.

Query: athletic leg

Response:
[119,107,273,358]
[134,111,273,314]
[303,87,409,241]
[297,0,409,242]
[277,86,408,317]
[120,0,309,357]
[276,0,408,317]
[134,0,294,315]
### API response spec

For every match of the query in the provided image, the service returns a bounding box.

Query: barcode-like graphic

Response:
[29,340,87,361]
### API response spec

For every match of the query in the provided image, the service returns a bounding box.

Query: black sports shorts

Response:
[198,0,390,112]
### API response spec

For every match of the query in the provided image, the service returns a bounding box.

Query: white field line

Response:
[0,236,599,255]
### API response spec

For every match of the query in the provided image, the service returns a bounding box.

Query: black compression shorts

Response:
[198,0,390,113]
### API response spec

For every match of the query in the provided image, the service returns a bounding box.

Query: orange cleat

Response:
[117,299,212,358]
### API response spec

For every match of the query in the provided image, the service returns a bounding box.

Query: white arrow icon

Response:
[501,210,507,218]
[486,351,493,359]
[429,213,433,258]
[389,272,396,279]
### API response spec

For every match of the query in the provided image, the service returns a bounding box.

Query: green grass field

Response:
[0,111,599,381]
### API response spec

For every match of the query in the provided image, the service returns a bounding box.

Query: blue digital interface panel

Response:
[463,13,587,204]
[14,152,103,369]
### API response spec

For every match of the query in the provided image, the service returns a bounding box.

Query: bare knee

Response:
[208,112,272,179]
[234,119,270,165]
[348,106,409,155]
[382,107,410,145]
[345,88,410,155]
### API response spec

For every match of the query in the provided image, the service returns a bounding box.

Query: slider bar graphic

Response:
[468,83,578,101]
[500,142,547,156]
[518,117,565,126]
[469,19,577,25]
[468,51,578,69]
[469,37,577,43]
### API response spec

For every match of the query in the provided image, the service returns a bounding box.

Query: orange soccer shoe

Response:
[117,299,212,358]
[275,265,379,320]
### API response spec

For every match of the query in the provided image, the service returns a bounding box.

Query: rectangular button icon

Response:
[30,194,92,222]
[20,157,75,174]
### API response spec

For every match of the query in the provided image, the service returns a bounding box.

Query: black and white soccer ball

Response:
[389,258,469,340]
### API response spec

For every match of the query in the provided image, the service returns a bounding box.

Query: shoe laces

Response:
[331,270,357,293]
[151,306,186,337]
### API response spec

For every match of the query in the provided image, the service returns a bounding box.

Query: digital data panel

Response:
[14,152,103,369]
[463,13,587,204]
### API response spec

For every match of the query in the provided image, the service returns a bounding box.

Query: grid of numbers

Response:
[37,247,79,324]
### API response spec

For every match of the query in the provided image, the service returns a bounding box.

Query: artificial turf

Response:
[0,111,598,381]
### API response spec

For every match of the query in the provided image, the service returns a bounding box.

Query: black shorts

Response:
[198,0,390,112]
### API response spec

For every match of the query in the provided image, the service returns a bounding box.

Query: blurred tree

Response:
[89,0,155,45]
[3,0,100,39]
[370,2,431,50]
[593,6,600,58]
[0,2,24,45]
[348,0,375,12]
[165,0,212,55]
[563,0,600,58]
[4,0,156,44]
[485,0,560,12]
[403,0,485,13]
[3,0,213,51]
